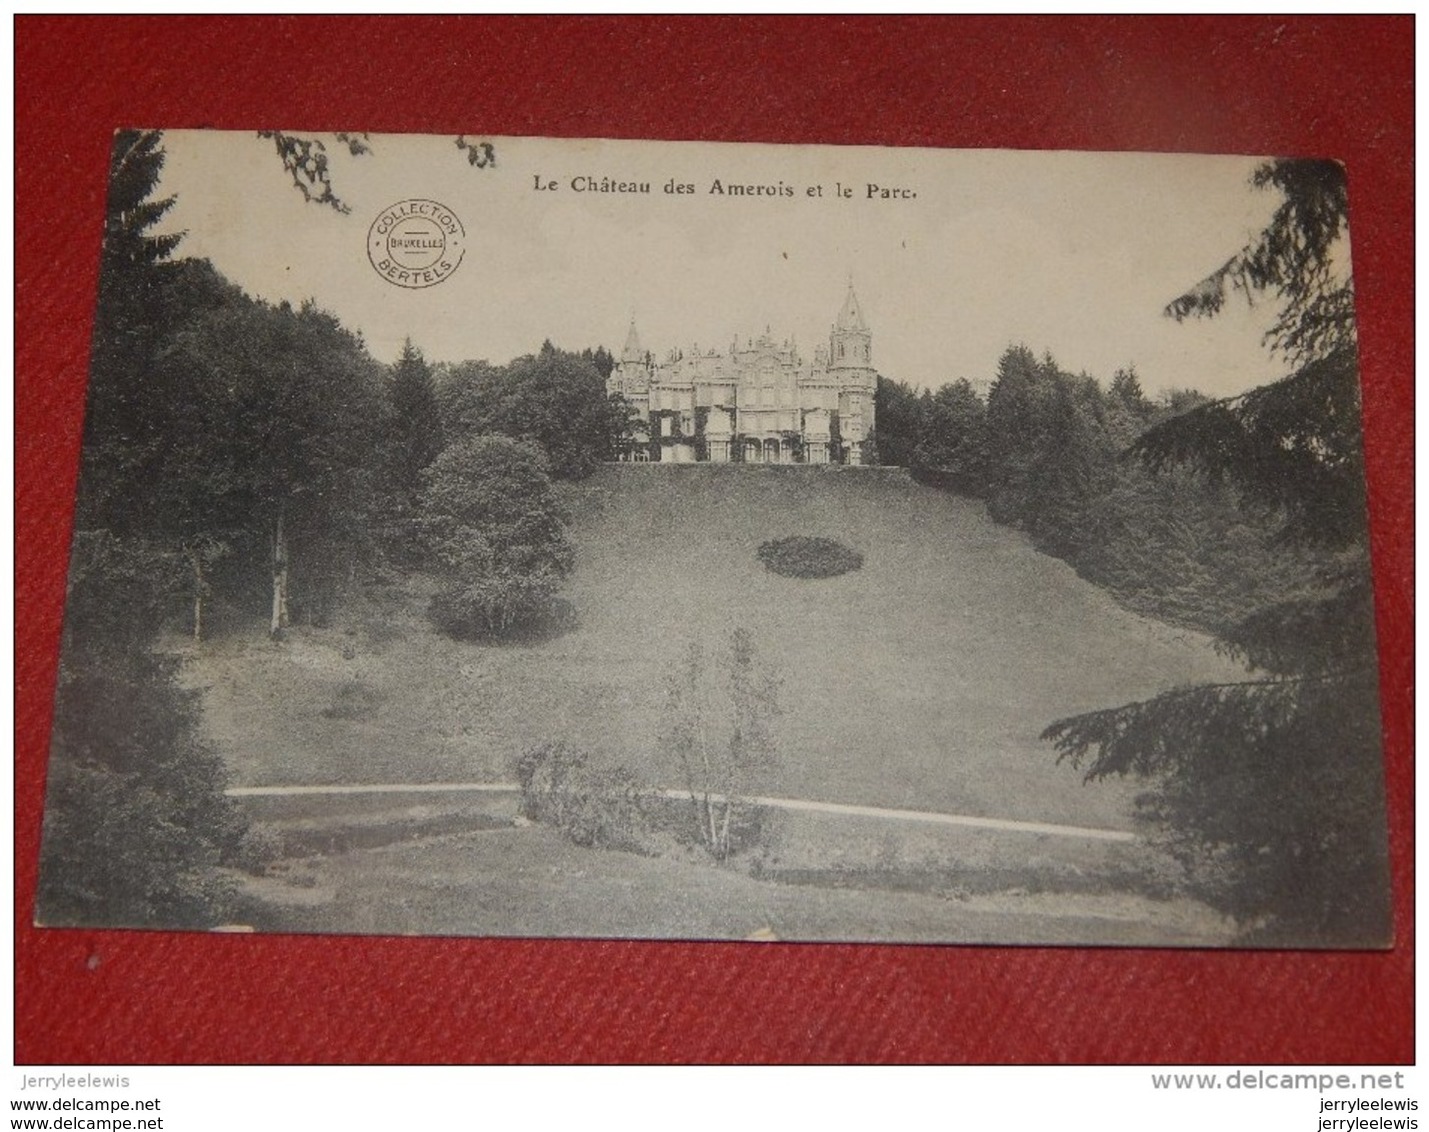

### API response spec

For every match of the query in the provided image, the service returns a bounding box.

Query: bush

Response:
[419,436,576,641]
[37,651,249,929]
[660,629,782,861]
[757,536,864,579]
[36,523,262,929]
[429,578,577,644]
[514,741,646,851]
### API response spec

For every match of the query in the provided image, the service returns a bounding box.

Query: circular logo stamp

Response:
[367,199,465,289]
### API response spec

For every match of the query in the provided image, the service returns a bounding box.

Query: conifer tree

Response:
[1164,158,1355,364]
[917,380,987,479]
[41,132,251,926]
[80,130,183,529]
[1043,160,1387,944]
[1109,366,1148,413]
[387,337,445,521]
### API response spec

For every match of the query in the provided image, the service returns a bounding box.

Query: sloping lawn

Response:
[189,466,1245,837]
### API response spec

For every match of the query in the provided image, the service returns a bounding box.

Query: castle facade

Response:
[607,285,877,465]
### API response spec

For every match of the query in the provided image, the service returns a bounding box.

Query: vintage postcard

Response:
[38,131,1389,947]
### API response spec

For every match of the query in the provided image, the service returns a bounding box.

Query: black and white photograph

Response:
[38,129,1390,949]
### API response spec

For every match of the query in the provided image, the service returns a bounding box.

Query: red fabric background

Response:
[15,16,1413,1065]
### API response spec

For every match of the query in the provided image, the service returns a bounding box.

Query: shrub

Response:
[37,651,249,929]
[37,527,256,929]
[659,629,782,861]
[757,536,864,579]
[514,741,646,851]
[419,436,576,641]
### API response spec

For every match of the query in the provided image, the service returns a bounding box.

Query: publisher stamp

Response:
[367,198,465,288]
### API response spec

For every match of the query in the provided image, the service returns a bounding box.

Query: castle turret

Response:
[826,283,876,465]
[609,318,653,460]
[621,319,645,364]
[829,282,872,371]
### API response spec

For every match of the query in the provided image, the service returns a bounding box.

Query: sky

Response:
[151,131,1317,399]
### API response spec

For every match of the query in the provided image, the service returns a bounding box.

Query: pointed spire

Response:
[835,280,867,332]
[621,318,644,363]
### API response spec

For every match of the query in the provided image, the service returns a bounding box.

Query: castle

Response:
[607,285,878,465]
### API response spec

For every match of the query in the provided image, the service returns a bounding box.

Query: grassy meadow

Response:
[190,466,1249,941]
[196,467,1242,819]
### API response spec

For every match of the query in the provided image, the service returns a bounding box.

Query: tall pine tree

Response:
[41,131,251,928]
[385,337,445,549]
[1043,160,1387,945]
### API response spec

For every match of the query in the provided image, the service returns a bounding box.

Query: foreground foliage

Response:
[872,159,1386,942]
[38,533,249,928]
[514,741,646,852]
[659,629,782,862]
[1042,158,1387,944]
[1043,670,1386,943]
[1163,158,1355,364]
[38,133,255,927]
[1043,346,1386,944]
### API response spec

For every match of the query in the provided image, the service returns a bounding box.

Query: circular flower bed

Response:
[756,536,864,579]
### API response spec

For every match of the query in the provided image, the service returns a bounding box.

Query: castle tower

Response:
[609,318,653,460]
[621,318,645,365]
[829,282,872,371]
[609,318,652,393]
[826,283,877,465]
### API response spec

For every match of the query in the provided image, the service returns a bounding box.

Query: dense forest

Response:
[864,162,1386,945]
[38,133,631,926]
[871,353,1341,638]
[871,330,1386,943]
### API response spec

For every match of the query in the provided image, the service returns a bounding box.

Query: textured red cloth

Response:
[15,16,1413,1064]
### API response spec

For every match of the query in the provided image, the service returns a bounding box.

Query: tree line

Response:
[869,158,1385,944]
[873,351,1330,636]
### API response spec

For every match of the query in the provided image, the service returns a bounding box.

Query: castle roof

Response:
[835,283,868,333]
[621,319,645,363]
